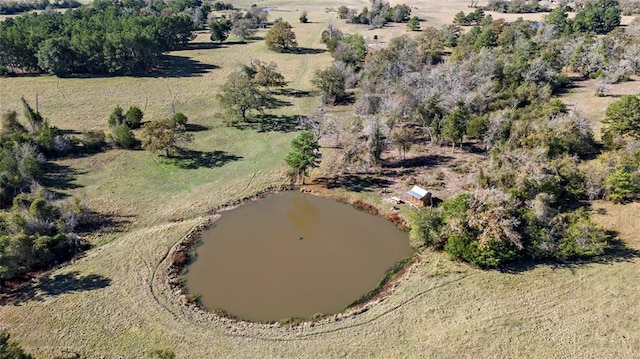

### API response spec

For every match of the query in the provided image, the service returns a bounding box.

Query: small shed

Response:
[406,186,431,207]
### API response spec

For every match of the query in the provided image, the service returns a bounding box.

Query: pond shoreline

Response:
[165,184,419,328]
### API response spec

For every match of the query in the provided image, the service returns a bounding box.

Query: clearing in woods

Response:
[0,1,638,358]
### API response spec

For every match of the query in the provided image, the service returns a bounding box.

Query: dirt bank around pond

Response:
[164,184,419,328]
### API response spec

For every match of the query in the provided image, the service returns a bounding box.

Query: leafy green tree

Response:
[141,120,193,157]
[284,131,321,184]
[475,27,497,49]
[573,0,621,34]
[217,71,269,122]
[410,207,444,248]
[544,7,571,36]
[209,18,231,42]
[406,16,420,31]
[265,21,298,53]
[332,33,366,65]
[36,37,74,76]
[311,66,345,105]
[442,107,468,150]
[245,60,286,88]
[602,95,640,139]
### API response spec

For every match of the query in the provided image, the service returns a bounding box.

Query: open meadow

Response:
[1,0,639,358]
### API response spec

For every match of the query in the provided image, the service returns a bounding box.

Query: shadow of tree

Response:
[499,230,640,274]
[2,271,111,304]
[148,54,219,78]
[185,123,209,132]
[253,114,301,132]
[77,211,135,236]
[164,149,243,169]
[384,154,454,169]
[321,174,394,192]
[40,162,84,198]
[264,96,293,109]
[186,40,249,50]
[289,47,326,55]
[272,88,313,98]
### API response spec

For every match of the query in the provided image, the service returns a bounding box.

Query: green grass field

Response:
[1,1,639,358]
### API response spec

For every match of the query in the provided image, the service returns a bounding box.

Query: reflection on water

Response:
[184,191,411,322]
[286,193,320,238]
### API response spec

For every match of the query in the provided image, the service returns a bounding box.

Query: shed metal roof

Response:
[407,186,429,199]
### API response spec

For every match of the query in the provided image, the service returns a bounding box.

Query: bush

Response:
[108,106,125,127]
[112,124,135,149]
[126,106,144,129]
[299,11,308,23]
[557,209,609,259]
[409,208,444,248]
[171,112,188,126]
[604,168,639,203]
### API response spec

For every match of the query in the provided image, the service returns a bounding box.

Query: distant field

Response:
[1,1,639,358]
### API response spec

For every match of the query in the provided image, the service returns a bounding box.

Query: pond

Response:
[184,191,412,322]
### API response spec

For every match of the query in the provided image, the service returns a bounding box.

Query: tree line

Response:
[0,0,195,76]
[0,0,81,16]
[337,0,412,29]
[0,100,91,288]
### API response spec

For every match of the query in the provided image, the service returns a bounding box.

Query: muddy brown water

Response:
[184,191,412,322]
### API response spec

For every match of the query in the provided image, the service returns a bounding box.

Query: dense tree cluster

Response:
[545,0,622,35]
[453,8,487,26]
[208,5,269,41]
[0,103,89,286]
[0,0,195,76]
[337,1,411,29]
[315,9,640,267]
[485,0,549,14]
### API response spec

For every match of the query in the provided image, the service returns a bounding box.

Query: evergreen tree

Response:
[284,131,321,184]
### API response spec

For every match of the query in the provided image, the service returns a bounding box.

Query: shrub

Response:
[171,112,188,126]
[108,105,125,127]
[126,106,144,129]
[604,168,639,203]
[409,208,444,248]
[112,124,135,149]
[352,200,378,215]
[171,250,188,266]
[557,209,609,259]
[299,10,308,23]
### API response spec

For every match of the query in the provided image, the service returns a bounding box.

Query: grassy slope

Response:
[1,1,639,358]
